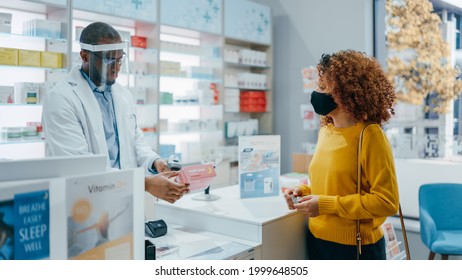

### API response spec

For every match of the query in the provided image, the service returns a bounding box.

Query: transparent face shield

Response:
[80,42,130,89]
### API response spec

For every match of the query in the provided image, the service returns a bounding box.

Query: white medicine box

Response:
[14,82,41,104]
[0,13,12,33]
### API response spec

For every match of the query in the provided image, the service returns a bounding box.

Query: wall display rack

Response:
[0,0,70,159]
[0,0,273,173]
[223,0,273,147]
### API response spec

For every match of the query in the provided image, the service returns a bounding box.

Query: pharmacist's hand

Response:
[294,195,319,217]
[283,187,302,210]
[145,171,189,203]
[153,158,169,172]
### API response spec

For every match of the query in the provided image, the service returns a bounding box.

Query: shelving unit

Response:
[158,24,223,164]
[0,0,70,159]
[223,38,272,132]
[0,0,273,174]
[222,0,273,148]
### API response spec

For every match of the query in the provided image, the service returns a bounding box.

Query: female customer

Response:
[284,50,399,260]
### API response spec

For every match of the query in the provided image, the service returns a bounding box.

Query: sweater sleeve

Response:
[298,184,312,196]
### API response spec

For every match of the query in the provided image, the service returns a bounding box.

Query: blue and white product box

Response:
[14,82,41,104]
[0,13,12,33]
[238,135,280,198]
[160,144,176,159]
[22,19,62,39]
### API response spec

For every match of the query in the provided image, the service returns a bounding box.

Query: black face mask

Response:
[310,90,337,116]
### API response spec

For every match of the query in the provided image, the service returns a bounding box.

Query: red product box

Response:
[240,90,266,112]
[131,35,147,48]
[176,163,216,192]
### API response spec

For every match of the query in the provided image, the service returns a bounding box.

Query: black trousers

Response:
[307,229,386,260]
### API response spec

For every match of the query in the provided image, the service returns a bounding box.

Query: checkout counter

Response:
[145,185,307,260]
[147,158,462,260]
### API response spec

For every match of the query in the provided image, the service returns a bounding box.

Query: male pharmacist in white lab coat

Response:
[42,22,188,203]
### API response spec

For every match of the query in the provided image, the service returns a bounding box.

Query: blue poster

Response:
[224,0,271,45]
[13,190,50,260]
[239,135,280,198]
[160,0,222,34]
[0,200,14,260]
[74,0,157,23]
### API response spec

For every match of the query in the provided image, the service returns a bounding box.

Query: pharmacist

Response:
[42,22,188,203]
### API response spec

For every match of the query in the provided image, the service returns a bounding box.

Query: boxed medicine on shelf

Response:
[0,12,12,33]
[22,18,62,39]
[0,47,18,65]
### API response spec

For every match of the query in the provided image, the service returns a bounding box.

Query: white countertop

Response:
[155,184,298,225]
[149,184,308,259]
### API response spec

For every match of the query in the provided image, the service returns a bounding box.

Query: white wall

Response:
[251,0,374,173]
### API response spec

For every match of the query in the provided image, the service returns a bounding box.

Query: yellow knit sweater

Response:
[299,122,399,245]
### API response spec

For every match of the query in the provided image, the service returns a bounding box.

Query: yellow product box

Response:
[41,51,63,68]
[18,49,41,67]
[0,47,18,66]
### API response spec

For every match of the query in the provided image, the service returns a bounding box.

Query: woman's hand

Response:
[283,187,302,210]
[294,195,320,217]
[145,171,189,203]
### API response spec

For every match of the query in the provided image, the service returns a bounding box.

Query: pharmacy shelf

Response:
[0,0,69,160]
[0,104,42,107]
[224,86,271,91]
[159,75,222,83]
[223,37,273,136]
[160,49,222,60]
[0,139,43,145]
[158,23,224,164]
[0,65,65,70]
[160,130,224,136]
[224,61,270,69]
[0,31,66,42]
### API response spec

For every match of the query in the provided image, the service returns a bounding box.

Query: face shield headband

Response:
[80,42,128,52]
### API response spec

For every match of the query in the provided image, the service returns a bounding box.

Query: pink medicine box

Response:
[176,163,216,192]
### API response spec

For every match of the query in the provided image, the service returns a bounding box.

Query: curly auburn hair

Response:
[317,50,396,126]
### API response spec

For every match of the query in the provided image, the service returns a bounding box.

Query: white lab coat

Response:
[42,66,159,172]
